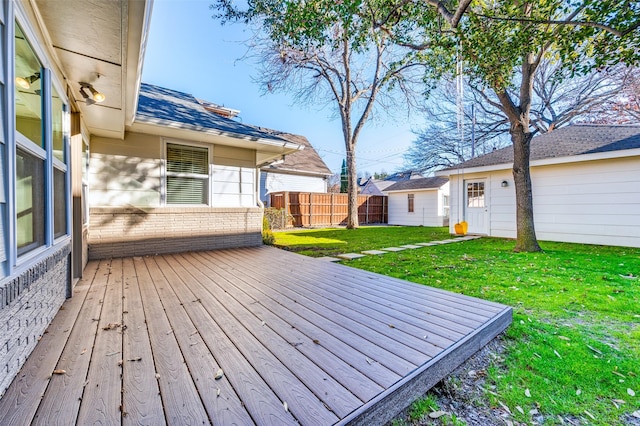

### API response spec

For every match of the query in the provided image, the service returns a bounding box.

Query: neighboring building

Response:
[259,132,332,204]
[435,125,640,248]
[0,0,301,396]
[359,171,424,196]
[385,177,450,227]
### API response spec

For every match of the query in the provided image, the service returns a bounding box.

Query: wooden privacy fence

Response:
[269,191,388,228]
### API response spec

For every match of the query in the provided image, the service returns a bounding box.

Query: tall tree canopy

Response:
[395,0,639,251]
[213,0,429,228]
[213,0,639,249]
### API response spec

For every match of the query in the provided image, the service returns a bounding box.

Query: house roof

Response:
[385,177,449,192]
[135,83,297,145]
[441,125,640,172]
[260,132,332,176]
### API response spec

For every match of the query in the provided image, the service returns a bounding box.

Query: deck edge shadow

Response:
[338,305,513,426]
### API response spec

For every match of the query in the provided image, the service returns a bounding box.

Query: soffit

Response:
[34,0,148,139]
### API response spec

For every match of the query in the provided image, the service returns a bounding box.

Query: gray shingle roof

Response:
[136,83,291,143]
[385,176,449,192]
[260,132,332,176]
[443,124,640,171]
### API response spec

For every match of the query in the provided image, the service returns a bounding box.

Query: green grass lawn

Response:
[273,225,451,257]
[273,227,640,425]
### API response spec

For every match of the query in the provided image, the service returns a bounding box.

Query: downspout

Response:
[255,165,264,208]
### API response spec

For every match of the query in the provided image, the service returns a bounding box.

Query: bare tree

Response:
[405,63,639,173]
[214,1,426,228]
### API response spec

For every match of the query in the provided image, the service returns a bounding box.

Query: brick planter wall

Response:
[0,244,71,396]
[88,207,263,259]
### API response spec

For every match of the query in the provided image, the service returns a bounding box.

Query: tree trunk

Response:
[511,125,542,252]
[346,148,359,228]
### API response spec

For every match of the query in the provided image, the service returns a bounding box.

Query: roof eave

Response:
[436,147,640,176]
[124,0,154,127]
[129,119,304,153]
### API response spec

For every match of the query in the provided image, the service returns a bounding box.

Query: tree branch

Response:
[474,13,638,37]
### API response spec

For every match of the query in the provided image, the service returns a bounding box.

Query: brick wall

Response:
[0,244,71,397]
[88,207,263,259]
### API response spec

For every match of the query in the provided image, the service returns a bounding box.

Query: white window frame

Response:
[162,139,211,206]
[5,7,72,275]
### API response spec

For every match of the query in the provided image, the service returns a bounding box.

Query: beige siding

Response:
[89,132,162,207]
[448,156,640,247]
[89,133,259,208]
[388,187,448,227]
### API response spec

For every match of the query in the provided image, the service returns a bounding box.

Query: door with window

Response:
[464,179,488,234]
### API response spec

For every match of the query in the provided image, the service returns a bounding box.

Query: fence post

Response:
[330,193,334,226]
[309,192,313,227]
[284,192,289,228]
[366,196,369,224]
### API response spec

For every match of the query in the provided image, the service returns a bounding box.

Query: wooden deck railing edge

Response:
[337,305,513,426]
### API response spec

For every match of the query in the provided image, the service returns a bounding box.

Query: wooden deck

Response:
[0,246,511,425]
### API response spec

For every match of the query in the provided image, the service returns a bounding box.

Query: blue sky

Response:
[142,0,423,175]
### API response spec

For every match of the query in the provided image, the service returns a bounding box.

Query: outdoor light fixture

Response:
[15,72,40,90]
[501,180,509,188]
[79,82,106,105]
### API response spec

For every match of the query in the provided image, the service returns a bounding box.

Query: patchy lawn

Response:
[273,225,451,257]
[274,227,640,425]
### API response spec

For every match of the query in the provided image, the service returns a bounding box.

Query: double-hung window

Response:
[165,143,209,205]
[407,193,415,213]
[12,21,69,261]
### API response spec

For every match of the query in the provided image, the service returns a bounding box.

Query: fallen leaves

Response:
[283,401,288,412]
[428,410,447,419]
[52,369,66,375]
[214,368,224,380]
[584,410,596,420]
[525,388,531,398]
[103,323,121,331]
[628,388,636,397]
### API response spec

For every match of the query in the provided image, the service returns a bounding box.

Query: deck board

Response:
[121,257,164,425]
[0,261,96,425]
[33,259,112,425]
[0,246,511,426]
[134,257,211,424]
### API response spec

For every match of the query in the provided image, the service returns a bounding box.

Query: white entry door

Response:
[465,179,488,234]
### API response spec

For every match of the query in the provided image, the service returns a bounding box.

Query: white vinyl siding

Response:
[448,155,640,248]
[388,186,449,227]
[166,143,208,205]
[212,165,255,207]
[261,172,328,202]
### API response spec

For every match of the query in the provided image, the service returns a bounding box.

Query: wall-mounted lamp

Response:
[79,82,106,105]
[15,72,40,90]
[501,180,509,188]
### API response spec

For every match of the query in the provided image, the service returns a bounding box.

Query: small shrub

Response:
[262,216,275,245]
[264,207,290,230]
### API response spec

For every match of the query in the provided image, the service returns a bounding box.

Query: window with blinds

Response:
[166,143,209,204]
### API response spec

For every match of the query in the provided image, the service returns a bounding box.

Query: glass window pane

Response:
[54,168,67,238]
[166,143,209,205]
[167,144,208,174]
[52,86,65,162]
[17,148,45,255]
[15,23,43,148]
[167,176,207,204]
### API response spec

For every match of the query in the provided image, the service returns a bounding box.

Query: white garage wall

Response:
[262,172,327,202]
[388,186,449,227]
[448,155,640,247]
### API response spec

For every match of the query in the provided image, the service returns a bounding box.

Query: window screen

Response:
[166,143,208,204]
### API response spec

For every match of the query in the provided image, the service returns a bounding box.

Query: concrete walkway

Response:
[318,235,482,262]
